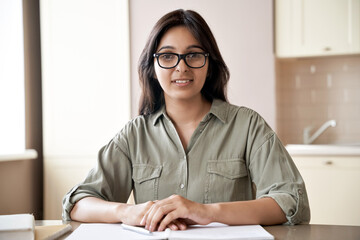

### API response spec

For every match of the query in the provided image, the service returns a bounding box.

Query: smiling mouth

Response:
[172,79,193,83]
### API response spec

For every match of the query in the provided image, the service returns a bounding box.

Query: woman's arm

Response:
[70,197,154,225]
[209,197,287,225]
[142,195,287,232]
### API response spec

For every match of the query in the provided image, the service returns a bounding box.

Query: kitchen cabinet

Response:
[275,0,360,57]
[292,156,360,225]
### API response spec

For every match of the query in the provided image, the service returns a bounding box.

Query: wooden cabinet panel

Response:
[276,0,360,57]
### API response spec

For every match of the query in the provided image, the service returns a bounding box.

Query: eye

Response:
[159,54,176,61]
[186,53,202,60]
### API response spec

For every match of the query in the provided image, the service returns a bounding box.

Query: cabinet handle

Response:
[323,47,331,51]
[323,160,333,165]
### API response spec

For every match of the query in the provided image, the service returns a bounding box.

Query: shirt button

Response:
[180,183,185,189]
[298,189,303,195]
[199,129,203,133]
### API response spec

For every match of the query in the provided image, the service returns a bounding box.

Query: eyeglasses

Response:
[153,52,209,69]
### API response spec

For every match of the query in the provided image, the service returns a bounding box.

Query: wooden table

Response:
[36,220,360,240]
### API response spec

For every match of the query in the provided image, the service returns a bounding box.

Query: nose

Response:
[175,58,189,72]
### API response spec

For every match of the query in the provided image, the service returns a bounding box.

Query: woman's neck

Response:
[165,95,211,126]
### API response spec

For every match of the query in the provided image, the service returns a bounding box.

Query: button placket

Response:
[161,115,189,197]
[179,155,187,194]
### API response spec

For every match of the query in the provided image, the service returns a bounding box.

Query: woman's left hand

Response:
[140,195,213,232]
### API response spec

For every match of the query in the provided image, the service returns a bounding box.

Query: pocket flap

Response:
[207,159,247,179]
[132,164,162,184]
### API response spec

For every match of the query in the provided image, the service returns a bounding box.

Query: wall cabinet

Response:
[292,156,360,226]
[275,0,360,57]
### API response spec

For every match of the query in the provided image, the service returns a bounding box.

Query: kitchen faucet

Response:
[303,120,337,144]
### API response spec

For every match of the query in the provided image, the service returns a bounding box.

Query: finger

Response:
[157,211,182,231]
[144,196,181,230]
[171,219,187,231]
[143,203,158,229]
[148,204,175,232]
[177,219,188,230]
[167,222,179,231]
[142,203,156,227]
[140,201,155,226]
[145,201,168,230]
[144,198,173,229]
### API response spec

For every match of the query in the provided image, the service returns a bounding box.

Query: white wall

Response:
[40,0,130,219]
[41,0,130,157]
[129,0,276,129]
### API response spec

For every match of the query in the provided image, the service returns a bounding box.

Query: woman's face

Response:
[154,26,209,103]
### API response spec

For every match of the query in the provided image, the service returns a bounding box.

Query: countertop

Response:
[286,144,360,156]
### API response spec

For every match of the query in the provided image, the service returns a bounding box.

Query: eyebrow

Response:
[157,44,204,52]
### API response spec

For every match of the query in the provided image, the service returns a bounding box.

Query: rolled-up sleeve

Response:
[62,132,133,221]
[249,133,311,225]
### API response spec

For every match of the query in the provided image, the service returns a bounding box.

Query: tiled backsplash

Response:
[276,55,360,145]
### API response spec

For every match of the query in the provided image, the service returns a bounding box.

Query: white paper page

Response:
[65,223,169,240]
[65,223,273,240]
[168,223,274,240]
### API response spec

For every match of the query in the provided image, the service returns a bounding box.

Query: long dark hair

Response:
[138,9,229,115]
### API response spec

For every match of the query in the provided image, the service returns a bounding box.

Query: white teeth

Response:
[175,80,190,83]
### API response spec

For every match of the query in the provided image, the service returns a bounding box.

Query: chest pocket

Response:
[205,159,248,203]
[132,164,162,203]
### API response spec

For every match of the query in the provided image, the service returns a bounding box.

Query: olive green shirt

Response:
[62,99,310,224]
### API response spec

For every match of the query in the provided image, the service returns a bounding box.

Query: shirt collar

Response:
[207,99,227,124]
[152,99,228,126]
[152,104,167,126]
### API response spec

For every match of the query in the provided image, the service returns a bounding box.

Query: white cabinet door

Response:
[276,0,360,57]
[292,156,360,225]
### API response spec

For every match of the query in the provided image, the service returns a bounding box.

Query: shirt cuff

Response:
[259,188,310,225]
[62,185,97,221]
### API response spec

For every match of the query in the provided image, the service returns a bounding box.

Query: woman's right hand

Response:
[120,201,155,226]
[120,201,188,231]
[71,197,187,230]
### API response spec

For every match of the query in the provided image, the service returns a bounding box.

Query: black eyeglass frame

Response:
[153,52,210,69]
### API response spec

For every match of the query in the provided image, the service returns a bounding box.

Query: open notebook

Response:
[66,222,274,240]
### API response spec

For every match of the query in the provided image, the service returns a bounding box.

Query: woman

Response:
[63,9,310,231]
